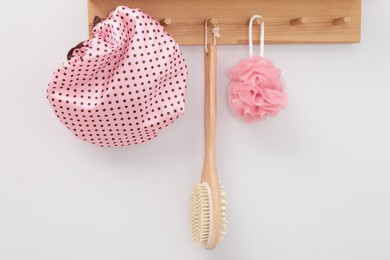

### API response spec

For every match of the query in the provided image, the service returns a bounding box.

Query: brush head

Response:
[189,182,227,248]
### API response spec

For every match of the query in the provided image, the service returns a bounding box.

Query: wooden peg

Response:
[290,16,308,26]
[253,18,263,25]
[333,16,351,25]
[160,17,173,26]
[208,18,218,26]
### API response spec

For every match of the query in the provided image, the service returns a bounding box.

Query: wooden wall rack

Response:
[88,0,361,45]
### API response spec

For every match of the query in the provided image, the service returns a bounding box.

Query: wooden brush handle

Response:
[202,43,217,172]
[202,43,221,249]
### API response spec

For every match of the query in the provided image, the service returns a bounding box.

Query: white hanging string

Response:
[205,19,220,53]
[248,15,265,58]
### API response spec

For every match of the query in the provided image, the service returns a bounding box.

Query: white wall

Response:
[1,1,390,259]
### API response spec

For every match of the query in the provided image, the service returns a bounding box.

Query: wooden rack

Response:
[88,0,361,44]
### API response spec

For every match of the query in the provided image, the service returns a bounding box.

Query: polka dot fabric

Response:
[47,6,188,147]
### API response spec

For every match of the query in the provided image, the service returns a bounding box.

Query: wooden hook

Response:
[160,17,173,26]
[290,16,308,26]
[253,18,263,25]
[333,16,351,25]
[208,18,218,26]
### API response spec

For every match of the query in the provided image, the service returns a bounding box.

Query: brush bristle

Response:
[219,184,227,240]
[189,182,227,247]
[190,183,211,247]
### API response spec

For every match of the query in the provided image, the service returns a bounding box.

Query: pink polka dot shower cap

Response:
[47,6,188,147]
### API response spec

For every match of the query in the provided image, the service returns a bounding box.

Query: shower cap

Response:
[47,6,188,147]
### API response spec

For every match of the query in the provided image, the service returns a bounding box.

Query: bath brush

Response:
[190,43,227,249]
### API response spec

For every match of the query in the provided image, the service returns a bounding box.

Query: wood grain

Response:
[201,43,221,249]
[88,0,361,44]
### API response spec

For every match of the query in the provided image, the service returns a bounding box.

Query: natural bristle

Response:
[219,184,227,240]
[190,183,211,247]
[189,182,227,247]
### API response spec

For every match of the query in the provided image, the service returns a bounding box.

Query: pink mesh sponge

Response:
[47,6,188,147]
[228,15,287,123]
